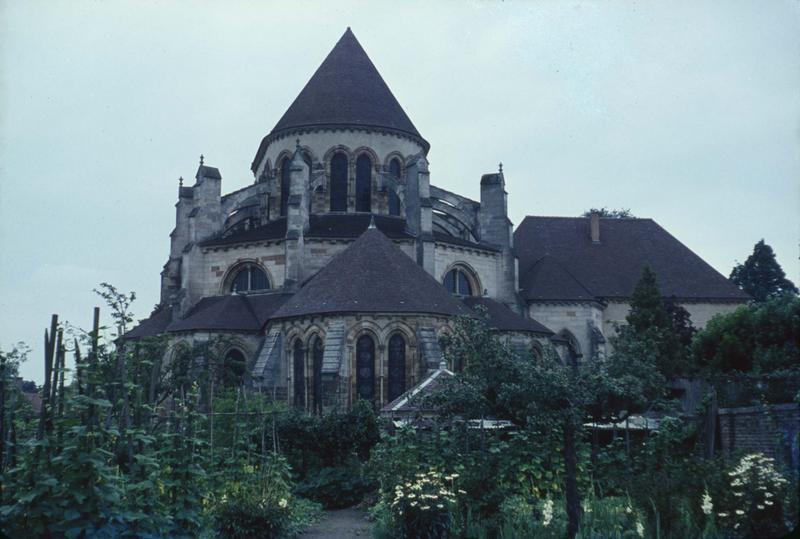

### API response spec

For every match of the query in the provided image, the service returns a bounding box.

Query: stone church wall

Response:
[190,242,286,300]
[528,302,605,361]
[433,243,502,297]
[255,130,423,180]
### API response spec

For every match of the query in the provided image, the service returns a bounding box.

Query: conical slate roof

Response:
[272,227,469,319]
[273,28,422,138]
[253,28,427,170]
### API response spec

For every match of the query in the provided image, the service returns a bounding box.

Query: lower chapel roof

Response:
[514,216,750,303]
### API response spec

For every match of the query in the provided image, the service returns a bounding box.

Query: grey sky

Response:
[2,0,798,383]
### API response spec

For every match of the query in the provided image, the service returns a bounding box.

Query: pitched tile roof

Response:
[166,293,292,333]
[515,216,749,302]
[200,214,413,248]
[253,28,428,170]
[124,306,173,339]
[272,228,471,319]
[462,297,554,335]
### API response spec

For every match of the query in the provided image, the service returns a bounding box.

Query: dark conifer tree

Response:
[730,239,798,302]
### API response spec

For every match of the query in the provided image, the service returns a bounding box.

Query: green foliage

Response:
[693,295,800,374]
[0,287,323,538]
[730,239,798,302]
[581,208,635,218]
[213,452,322,539]
[276,400,380,508]
[710,452,791,538]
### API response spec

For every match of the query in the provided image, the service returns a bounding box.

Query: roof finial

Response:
[179,176,184,188]
[498,162,503,173]
[368,214,376,229]
[200,154,204,166]
[295,138,301,150]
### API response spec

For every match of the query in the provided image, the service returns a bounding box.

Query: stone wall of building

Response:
[528,302,605,361]
[255,130,423,180]
[718,403,800,470]
[271,313,452,411]
[433,242,502,297]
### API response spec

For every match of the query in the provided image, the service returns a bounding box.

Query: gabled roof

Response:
[252,28,428,171]
[381,361,453,415]
[515,216,749,302]
[166,293,292,333]
[272,227,470,319]
[200,214,414,248]
[462,297,554,335]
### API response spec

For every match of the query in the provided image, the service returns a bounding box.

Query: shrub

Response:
[711,452,791,538]
[213,453,321,539]
[383,469,459,539]
[294,458,373,509]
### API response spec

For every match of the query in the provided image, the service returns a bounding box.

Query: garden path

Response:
[301,507,372,538]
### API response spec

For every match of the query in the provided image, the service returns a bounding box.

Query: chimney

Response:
[590,211,600,243]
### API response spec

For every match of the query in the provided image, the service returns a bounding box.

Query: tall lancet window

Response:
[280,157,292,217]
[293,340,305,408]
[388,158,401,216]
[330,153,348,212]
[355,154,372,212]
[356,334,375,403]
[387,333,406,402]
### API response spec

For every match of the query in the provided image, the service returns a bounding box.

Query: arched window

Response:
[443,267,474,296]
[356,334,375,403]
[559,330,582,367]
[280,157,292,217]
[388,158,402,216]
[330,153,348,212]
[389,158,402,180]
[230,265,270,293]
[387,334,406,402]
[355,154,372,212]
[311,336,324,414]
[293,340,305,408]
[531,341,544,361]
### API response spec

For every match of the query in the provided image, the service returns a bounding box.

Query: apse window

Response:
[443,268,474,296]
[231,265,270,293]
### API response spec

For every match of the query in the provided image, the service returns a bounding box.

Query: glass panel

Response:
[293,340,305,408]
[249,267,269,290]
[444,270,456,294]
[280,157,291,217]
[387,334,406,402]
[232,269,249,293]
[355,154,372,212]
[330,153,348,212]
[312,338,323,414]
[389,158,401,179]
[457,270,472,296]
[356,335,375,402]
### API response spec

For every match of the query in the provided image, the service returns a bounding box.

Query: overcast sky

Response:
[2,0,798,383]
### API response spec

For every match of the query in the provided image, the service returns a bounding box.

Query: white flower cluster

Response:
[717,452,788,524]
[389,470,460,515]
[701,490,713,515]
[542,499,554,527]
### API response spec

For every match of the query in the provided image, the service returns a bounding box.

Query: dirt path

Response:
[301,507,372,538]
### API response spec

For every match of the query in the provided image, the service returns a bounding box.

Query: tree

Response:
[581,207,635,218]
[693,295,800,375]
[623,267,689,378]
[730,239,798,302]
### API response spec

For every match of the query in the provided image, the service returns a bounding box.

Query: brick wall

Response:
[718,403,799,470]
